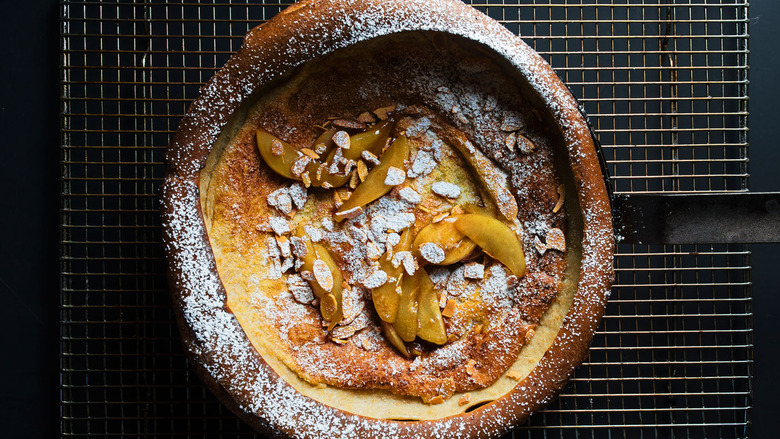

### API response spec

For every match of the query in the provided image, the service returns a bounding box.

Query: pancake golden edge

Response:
[198,54,583,423]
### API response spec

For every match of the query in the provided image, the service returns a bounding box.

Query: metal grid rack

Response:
[60,0,751,437]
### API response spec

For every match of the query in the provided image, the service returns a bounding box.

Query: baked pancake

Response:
[163,0,614,437]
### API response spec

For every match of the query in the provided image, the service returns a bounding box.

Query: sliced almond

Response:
[373,105,395,121]
[301,148,320,160]
[546,228,566,252]
[506,370,522,381]
[425,395,445,405]
[524,328,536,343]
[333,191,343,208]
[270,139,285,156]
[333,130,351,149]
[349,169,360,189]
[441,299,456,318]
[516,133,536,154]
[313,259,334,292]
[458,393,472,406]
[504,131,517,151]
[334,206,363,221]
[553,184,566,213]
[465,359,477,376]
[333,119,366,130]
[357,112,376,123]
[357,160,368,181]
[301,172,312,188]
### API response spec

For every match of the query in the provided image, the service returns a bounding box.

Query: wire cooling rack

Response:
[60,1,751,437]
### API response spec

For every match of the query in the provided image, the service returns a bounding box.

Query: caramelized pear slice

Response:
[293,228,344,328]
[256,129,301,180]
[416,269,447,345]
[412,218,477,265]
[381,321,410,358]
[372,229,413,323]
[394,271,419,342]
[335,135,410,219]
[311,243,344,330]
[444,130,518,222]
[347,120,392,159]
[454,213,526,278]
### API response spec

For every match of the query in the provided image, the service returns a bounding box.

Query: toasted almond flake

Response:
[334,206,363,221]
[432,213,449,223]
[501,112,523,131]
[384,166,406,186]
[431,181,461,199]
[505,131,517,150]
[463,262,485,280]
[321,181,333,189]
[450,205,463,215]
[275,235,291,258]
[269,217,291,236]
[373,105,395,120]
[419,242,446,264]
[334,119,366,130]
[315,163,326,180]
[337,188,351,201]
[332,130,350,149]
[456,113,470,125]
[362,269,388,289]
[366,242,382,261]
[441,299,456,318]
[313,259,334,292]
[291,155,310,177]
[329,148,343,173]
[314,142,328,155]
[525,328,536,343]
[506,370,522,381]
[301,148,320,159]
[287,274,315,304]
[386,232,401,248]
[290,237,308,258]
[458,394,472,406]
[426,395,445,405]
[267,189,293,216]
[357,112,376,123]
[466,359,477,376]
[333,191,343,207]
[553,184,566,213]
[361,150,380,166]
[546,228,566,252]
[516,133,536,153]
[397,187,421,205]
[357,160,368,181]
[349,169,360,189]
[534,236,547,255]
[438,291,448,309]
[271,139,285,156]
[301,172,312,188]
[402,252,418,275]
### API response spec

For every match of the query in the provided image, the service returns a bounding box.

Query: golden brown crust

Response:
[162,0,614,438]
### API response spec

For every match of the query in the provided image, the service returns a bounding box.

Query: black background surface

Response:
[0,1,776,437]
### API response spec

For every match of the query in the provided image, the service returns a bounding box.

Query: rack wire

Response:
[60,0,751,437]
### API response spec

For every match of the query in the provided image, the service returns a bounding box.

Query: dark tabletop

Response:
[0,1,777,437]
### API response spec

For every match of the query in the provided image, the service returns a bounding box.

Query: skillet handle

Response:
[612,192,780,244]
